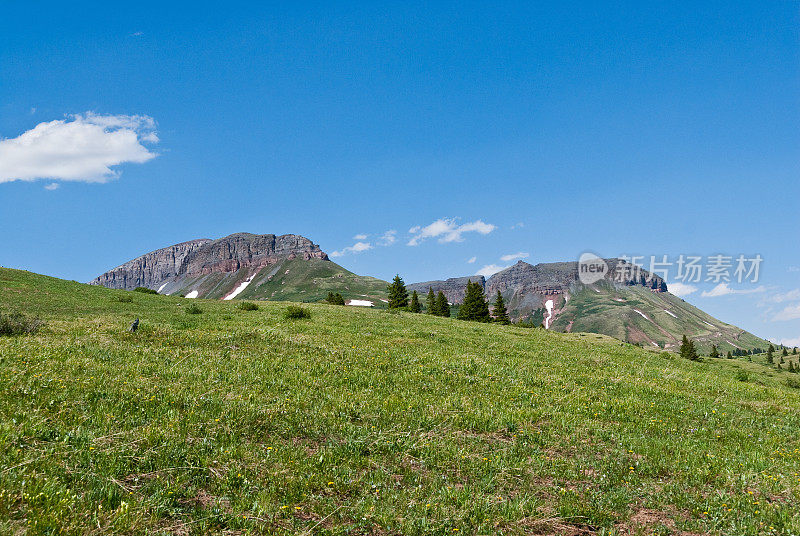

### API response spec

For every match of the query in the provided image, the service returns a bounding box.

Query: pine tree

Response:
[789,361,795,373]
[726,350,732,359]
[492,290,510,324]
[794,347,798,355]
[767,345,774,364]
[680,335,699,361]
[782,348,789,357]
[426,288,437,315]
[387,274,409,309]
[409,290,421,313]
[458,280,490,322]
[710,344,719,358]
[435,291,450,317]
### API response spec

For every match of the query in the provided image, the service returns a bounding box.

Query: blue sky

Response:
[1,2,798,345]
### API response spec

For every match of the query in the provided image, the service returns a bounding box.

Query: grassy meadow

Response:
[1,267,799,535]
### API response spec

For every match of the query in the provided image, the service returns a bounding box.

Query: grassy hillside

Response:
[168,258,388,304]
[1,267,799,535]
[548,282,771,355]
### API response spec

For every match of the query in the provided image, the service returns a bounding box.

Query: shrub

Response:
[786,377,800,389]
[0,312,44,336]
[133,287,158,294]
[284,305,311,319]
[236,301,259,311]
[185,304,203,315]
[735,370,749,382]
[115,295,133,303]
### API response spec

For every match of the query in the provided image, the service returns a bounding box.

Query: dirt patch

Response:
[515,517,597,535]
[616,507,701,536]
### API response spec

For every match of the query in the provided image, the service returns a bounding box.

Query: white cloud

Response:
[0,112,158,184]
[700,283,767,298]
[407,218,496,246]
[778,336,800,347]
[767,289,800,304]
[789,266,800,273]
[330,241,372,257]
[378,230,396,246]
[667,282,698,297]
[476,264,508,278]
[353,234,368,240]
[44,183,59,191]
[773,304,800,322]
[500,252,529,262]
[467,256,477,264]
[510,222,524,230]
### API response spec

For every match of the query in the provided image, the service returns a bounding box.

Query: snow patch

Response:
[652,342,660,347]
[727,340,743,350]
[703,320,715,328]
[614,298,625,302]
[379,299,388,303]
[633,309,649,320]
[157,282,168,293]
[544,299,554,329]
[663,309,677,318]
[347,299,374,307]
[223,276,254,300]
[185,290,199,299]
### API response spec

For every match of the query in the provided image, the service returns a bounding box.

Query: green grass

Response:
[1,267,799,535]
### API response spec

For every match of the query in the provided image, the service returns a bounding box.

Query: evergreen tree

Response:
[435,291,450,317]
[426,288,437,315]
[782,348,789,357]
[679,335,699,361]
[789,361,795,373]
[726,350,732,359]
[710,344,719,358]
[409,290,421,313]
[767,345,774,364]
[492,290,510,324]
[387,274,409,309]
[458,280,491,322]
[326,292,345,305]
[794,347,798,355]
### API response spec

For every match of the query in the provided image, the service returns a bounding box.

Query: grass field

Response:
[1,267,799,535]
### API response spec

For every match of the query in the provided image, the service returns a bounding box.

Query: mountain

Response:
[410,259,769,354]
[91,233,388,304]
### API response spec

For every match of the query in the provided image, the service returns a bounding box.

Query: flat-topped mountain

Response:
[91,233,386,303]
[410,259,766,354]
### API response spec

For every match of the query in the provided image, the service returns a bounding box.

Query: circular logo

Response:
[578,252,608,284]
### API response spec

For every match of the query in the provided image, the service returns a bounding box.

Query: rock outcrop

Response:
[91,233,328,290]
[409,259,667,316]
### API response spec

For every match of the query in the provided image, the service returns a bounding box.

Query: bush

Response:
[787,377,800,389]
[115,295,133,303]
[735,370,749,382]
[284,305,311,319]
[0,312,44,336]
[236,301,259,311]
[133,287,158,294]
[185,304,203,315]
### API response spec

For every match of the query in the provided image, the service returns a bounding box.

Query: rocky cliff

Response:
[91,233,328,290]
[407,276,486,305]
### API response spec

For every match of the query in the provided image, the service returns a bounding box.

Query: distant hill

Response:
[410,259,769,354]
[92,233,388,305]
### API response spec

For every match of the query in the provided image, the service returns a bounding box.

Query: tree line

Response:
[386,275,510,324]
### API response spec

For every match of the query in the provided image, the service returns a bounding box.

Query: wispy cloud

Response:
[778,336,800,347]
[667,282,698,297]
[330,241,373,257]
[500,252,528,262]
[0,112,158,184]
[44,183,59,191]
[510,222,524,230]
[407,218,496,246]
[467,256,477,264]
[353,234,367,240]
[700,283,767,298]
[476,264,508,278]
[773,304,800,322]
[377,230,397,246]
